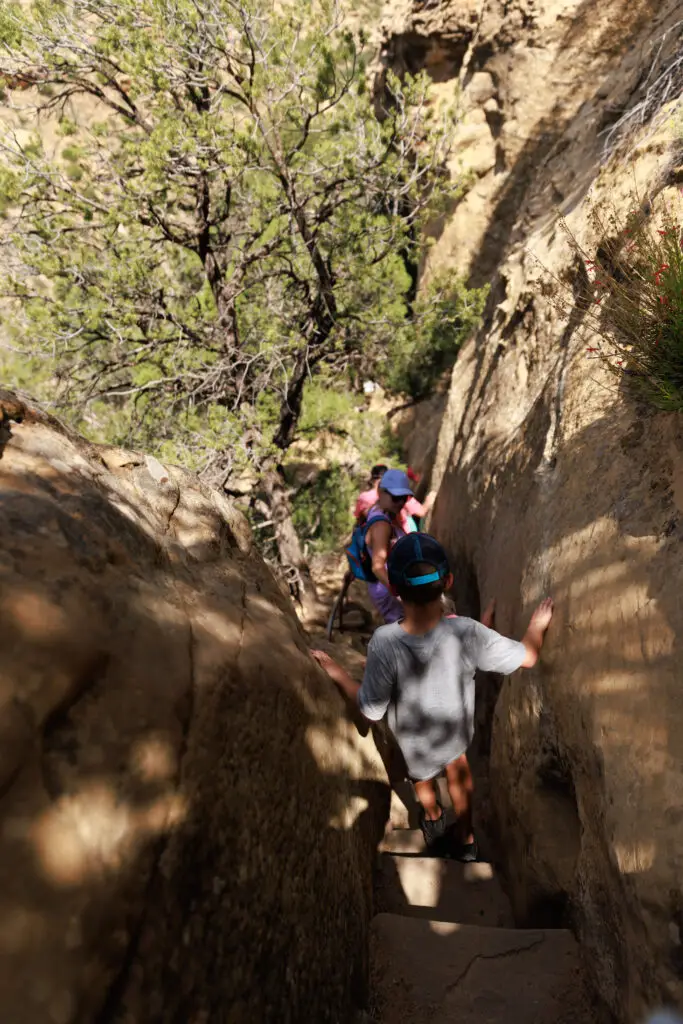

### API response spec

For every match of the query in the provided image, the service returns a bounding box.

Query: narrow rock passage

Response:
[307,559,601,1024]
[369,789,600,1023]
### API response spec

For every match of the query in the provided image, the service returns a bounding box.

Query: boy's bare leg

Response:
[445,754,474,845]
[413,778,442,821]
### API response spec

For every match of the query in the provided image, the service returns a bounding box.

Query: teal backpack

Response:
[344,509,391,582]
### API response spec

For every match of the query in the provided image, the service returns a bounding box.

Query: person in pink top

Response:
[401,493,437,533]
[401,466,436,532]
[354,464,388,524]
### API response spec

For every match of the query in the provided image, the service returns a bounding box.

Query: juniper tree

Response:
[0,0,475,602]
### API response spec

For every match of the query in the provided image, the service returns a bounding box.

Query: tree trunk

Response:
[262,464,324,623]
[273,351,310,451]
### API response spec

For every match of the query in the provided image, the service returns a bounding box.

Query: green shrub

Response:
[61,145,83,162]
[387,270,488,400]
[561,191,683,411]
[290,382,404,552]
[292,464,359,553]
[298,382,357,434]
[57,118,78,136]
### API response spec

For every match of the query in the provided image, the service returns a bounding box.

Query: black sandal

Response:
[419,806,447,850]
[449,837,479,863]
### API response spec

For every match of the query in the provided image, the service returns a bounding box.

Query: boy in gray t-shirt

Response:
[311,533,553,861]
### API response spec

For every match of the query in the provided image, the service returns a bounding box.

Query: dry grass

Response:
[555,189,683,412]
[599,19,683,159]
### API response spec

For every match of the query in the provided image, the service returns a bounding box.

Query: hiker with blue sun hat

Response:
[312,531,554,860]
[356,466,413,618]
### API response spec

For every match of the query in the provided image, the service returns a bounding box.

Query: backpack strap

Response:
[364,506,392,533]
[362,509,396,581]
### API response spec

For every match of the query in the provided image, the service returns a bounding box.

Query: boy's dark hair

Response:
[370,463,388,480]
[396,561,447,605]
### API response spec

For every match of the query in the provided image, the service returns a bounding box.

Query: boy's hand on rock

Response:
[310,648,344,681]
[310,649,334,670]
[530,597,554,632]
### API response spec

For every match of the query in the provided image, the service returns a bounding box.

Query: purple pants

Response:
[367,581,403,623]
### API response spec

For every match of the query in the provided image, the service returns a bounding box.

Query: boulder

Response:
[0,389,389,1023]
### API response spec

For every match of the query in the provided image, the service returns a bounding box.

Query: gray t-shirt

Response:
[358,616,526,781]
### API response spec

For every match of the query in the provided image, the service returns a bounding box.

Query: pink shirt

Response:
[403,496,427,519]
[354,486,378,521]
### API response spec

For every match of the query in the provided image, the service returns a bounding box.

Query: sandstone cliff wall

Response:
[379,0,683,1019]
[0,389,388,1023]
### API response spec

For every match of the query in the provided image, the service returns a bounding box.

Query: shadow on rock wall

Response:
[0,402,391,1024]
[431,345,683,1018]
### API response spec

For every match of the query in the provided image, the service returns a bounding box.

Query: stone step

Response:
[370,913,597,1023]
[380,827,458,855]
[375,846,514,927]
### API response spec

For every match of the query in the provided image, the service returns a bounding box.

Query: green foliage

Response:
[377,419,407,469]
[292,464,359,553]
[0,167,20,216]
[387,270,489,399]
[0,0,476,576]
[0,0,458,492]
[57,118,78,136]
[0,3,23,47]
[65,163,84,181]
[0,345,48,394]
[61,145,83,162]
[560,192,683,412]
[298,382,357,434]
[286,380,408,551]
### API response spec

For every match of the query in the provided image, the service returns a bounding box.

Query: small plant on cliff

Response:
[0,0,475,599]
[387,270,489,400]
[557,191,683,412]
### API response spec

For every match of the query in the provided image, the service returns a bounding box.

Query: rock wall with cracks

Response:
[0,389,389,1023]
[379,0,683,1019]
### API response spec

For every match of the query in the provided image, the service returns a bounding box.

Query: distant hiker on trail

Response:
[401,467,437,533]
[354,464,436,534]
[312,532,554,861]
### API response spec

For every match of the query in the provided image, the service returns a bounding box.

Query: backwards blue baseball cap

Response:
[388,533,450,588]
[379,469,414,497]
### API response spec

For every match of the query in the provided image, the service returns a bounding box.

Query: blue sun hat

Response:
[387,533,450,588]
[379,469,414,497]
